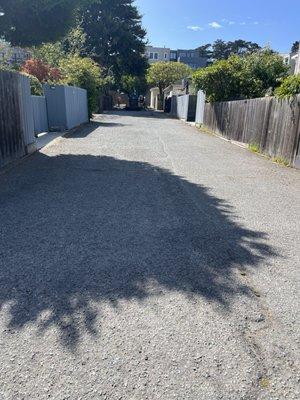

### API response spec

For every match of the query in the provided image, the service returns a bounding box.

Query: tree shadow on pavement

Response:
[65,120,127,139]
[0,152,277,351]
[103,110,172,119]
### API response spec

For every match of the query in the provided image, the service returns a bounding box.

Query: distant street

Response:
[0,110,299,400]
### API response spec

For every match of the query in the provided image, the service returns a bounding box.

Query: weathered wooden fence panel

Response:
[0,71,24,168]
[203,95,300,166]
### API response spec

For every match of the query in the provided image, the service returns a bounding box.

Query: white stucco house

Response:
[280,48,300,75]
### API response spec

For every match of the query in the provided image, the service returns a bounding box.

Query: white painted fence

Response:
[195,90,205,125]
[32,95,48,134]
[43,84,89,131]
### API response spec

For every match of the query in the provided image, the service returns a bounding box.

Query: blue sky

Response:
[135,0,300,53]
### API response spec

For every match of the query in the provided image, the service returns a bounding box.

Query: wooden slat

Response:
[0,70,25,168]
[203,95,300,166]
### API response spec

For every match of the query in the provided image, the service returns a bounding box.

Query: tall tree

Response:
[291,41,299,54]
[212,39,231,60]
[212,39,261,60]
[0,0,82,46]
[81,0,147,81]
[227,39,261,56]
[196,44,212,58]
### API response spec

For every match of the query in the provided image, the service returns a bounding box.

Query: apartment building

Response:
[145,45,208,70]
[176,49,208,69]
[145,46,171,63]
[280,47,300,75]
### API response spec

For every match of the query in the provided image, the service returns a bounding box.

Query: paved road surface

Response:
[0,111,299,399]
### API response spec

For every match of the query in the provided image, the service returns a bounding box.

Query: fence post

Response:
[195,90,205,125]
[18,74,36,154]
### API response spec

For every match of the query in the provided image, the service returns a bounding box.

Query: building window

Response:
[164,53,168,59]
[149,52,154,59]
[154,53,158,60]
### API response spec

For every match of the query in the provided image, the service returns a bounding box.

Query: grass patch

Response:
[271,156,290,167]
[197,128,292,168]
[248,142,260,153]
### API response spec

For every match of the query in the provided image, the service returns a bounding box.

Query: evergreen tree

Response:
[0,0,81,46]
[81,0,147,81]
[212,39,261,60]
[291,41,299,54]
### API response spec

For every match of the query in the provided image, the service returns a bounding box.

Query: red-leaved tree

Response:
[21,59,62,83]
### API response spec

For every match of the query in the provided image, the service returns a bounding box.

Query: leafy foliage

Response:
[0,40,12,69]
[196,44,212,58]
[291,41,299,54]
[81,0,147,81]
[62,27,87,57]
[121,75,147,95]
[275,74,300,98]
[147,62,192,109]
[21,72,43,95]
[32,43,65,68]
[193,59,238,102]
[212,39,261,60]
[0,0,82,46]
[59,55,102,116]
[21,59,62,83]
[195,39,261,61]
[147,62,192,92]
[193,50,289,102]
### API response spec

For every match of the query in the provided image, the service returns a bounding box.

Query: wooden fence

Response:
[0,71,26,168]
[203,95,300,166]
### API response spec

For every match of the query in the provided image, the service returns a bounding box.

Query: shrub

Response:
[32,42,65,67]
[59,55,101,116]
[275,74,300,98]
[21,59,62,83]
[193,49,289,102]
[21,72,43,95]
[193,59,240,102]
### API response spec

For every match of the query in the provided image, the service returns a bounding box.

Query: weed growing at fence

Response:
[271,156,290,167]
[248,143,260,153]
[198,126,292,168]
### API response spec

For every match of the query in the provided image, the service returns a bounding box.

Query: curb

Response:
[0,122,89,176]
